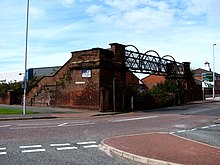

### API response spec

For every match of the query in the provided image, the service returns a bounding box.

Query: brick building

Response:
[26,43,139,112]
[141,75,165,89]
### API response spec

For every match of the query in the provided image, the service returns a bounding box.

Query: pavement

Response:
[1,98,220,165]
[100,132,220,165]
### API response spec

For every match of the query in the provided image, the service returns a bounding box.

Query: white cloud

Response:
[185,0,220,23]
[85,5,102,15]
[58,0,76,7]
[86,1,175,33]
[1,0,220,74]
[30,7,45,19]
[102,0,141,11]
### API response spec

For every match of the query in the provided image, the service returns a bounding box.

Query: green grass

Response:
[0,108,38,114]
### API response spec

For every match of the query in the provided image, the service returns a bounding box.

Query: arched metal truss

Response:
[125,45,185,77]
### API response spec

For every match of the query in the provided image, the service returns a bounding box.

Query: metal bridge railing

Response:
[125,45,185,77]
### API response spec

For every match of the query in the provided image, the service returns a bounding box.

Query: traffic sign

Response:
[202,72,213,82]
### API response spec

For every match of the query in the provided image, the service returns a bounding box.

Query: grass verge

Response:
[0,108,38,114]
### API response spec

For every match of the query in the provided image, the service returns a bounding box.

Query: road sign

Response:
[202,72,213,82]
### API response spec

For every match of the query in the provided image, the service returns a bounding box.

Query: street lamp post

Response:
[213,43,217,100]
[23,0,30,115]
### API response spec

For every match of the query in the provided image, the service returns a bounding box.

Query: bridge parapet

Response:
[125,45,187,78]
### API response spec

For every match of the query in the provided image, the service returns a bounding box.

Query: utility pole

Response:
[212,44,217,100]
[23,0,30,115]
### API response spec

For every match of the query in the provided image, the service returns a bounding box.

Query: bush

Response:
[134,79,185,110]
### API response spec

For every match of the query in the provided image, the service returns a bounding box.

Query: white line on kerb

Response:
[50,143,70,147]
[56,147,77,151]
[111,116,158,122]
[22,149,45,153]
[77,141,97,145]
[58,123,68,127]
[0,152,7,155]
[0,148,6,150]
[83,145,99,148]
[20,145,42,149]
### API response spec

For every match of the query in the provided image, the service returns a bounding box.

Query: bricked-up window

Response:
[82,69,91,78]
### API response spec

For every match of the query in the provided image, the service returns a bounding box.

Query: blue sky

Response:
[0,0,220,75]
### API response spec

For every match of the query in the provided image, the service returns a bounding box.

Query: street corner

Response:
[99,132,220,165]
[99,133,183,165]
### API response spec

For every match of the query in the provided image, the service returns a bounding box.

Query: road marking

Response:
[56,147,77,151]
[0,125,11,128]
[177,130,186,133]
[0,148,6,155]
[50,143,70,147]
[20,145,42,149]
[83,145,99,148]
[190,128,197,131]
[66,123,95,127]
[201,126,209,129]
[17,121,90,126]
[111,116,158,122]
[171,123,220,134]
[10,125,59,130]
[22,149,45,153]
[58,123,68,127]
[10,122,95,130]
[77,141,96,145]
[0,152,7,155]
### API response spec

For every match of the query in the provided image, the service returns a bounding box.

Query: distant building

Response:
[0,66,61,83]
[141,75,165,89]
[28,66,61,80]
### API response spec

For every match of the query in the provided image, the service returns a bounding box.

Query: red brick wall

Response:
[26,43,140,111]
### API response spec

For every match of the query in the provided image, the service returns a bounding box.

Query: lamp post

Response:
[212,43,217,100]
[23,0,30,115]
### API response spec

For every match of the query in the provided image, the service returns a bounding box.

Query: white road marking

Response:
[171,123,220,134]
[190,128,197,131]
[0,125,11,128]
[66,123,95,127]
[111,116,158,122]
[83,145,99,148]
[77,141,97,145]
[17,121,90,126]
[56,147,77,151]
[50,143,70,147]
[201,126,209,129]
[22,149,45,153]
[58,123,68,127]
[0,152,7,155]
[0,148,6,155]
[177,130,186,133]
[10,122,95,130]
[20,145,42,149]
[11,125,59,130]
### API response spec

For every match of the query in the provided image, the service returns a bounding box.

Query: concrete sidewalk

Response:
[100,132,220,165]
[0,104,121,121]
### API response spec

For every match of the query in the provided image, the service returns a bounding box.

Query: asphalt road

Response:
[0,102,219,165]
